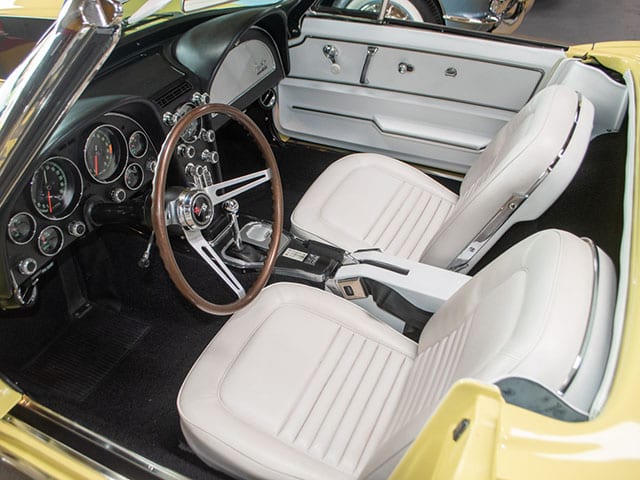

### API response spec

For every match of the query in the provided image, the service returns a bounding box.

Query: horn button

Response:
[176,189,214,230]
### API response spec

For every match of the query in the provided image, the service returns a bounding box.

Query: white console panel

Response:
[331,250,470,331]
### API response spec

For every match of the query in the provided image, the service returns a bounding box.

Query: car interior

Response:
[0,4,631,480]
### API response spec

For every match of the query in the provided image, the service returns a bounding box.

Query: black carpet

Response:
[21,306,150,402]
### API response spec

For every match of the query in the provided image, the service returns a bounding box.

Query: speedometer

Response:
[30,157,83,220]
[84,125,128,183]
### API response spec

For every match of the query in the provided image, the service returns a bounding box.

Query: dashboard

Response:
[0,8,288,308]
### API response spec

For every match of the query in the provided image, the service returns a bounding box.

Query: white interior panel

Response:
[547,58,628,137]
[277,17,566,172]
[291,38,543,111]
[276,78,513,172]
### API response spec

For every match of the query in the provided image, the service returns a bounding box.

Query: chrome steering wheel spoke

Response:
[183,228,246,299]
[204,168,272,206]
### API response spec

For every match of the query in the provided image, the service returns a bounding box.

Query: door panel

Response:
[276,17,566,172]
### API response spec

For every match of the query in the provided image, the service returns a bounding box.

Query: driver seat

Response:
[177,229,615,480]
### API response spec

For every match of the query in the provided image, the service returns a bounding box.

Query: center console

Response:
[212,211,471,334]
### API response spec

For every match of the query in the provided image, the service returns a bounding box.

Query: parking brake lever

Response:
[138,231,155,269]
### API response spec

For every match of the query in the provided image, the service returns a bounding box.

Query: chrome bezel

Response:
[177,102,202,144]
[84,124,129,184]
[124,163,145,191]
[30,156,84,221]
[128,130,149,159]
[37,225,64,257]
[7,212,37,245]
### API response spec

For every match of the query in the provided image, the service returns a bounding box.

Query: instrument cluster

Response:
[6,111,157,286]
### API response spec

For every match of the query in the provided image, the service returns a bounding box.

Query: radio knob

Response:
[110,188,126,204]
[68,221,86,237]
[17,258,37,276]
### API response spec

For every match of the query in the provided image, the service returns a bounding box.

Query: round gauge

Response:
[30,157,83,220]
[8,212,36,245]
[176,103,202,143]
[128,131,148,158]
[124,163,144,190]
[37,226,64,257]
[84,125,128,183]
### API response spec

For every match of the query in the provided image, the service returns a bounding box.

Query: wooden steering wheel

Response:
[151,103,283,315]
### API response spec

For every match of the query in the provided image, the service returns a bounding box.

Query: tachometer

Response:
[84,125,127,183]
[30,157,83,220]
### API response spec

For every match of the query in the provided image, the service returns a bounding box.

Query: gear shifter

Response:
[223,199,242,250]
[222,199,265,265]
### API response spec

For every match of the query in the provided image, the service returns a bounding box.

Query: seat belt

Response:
[360,278,432,337]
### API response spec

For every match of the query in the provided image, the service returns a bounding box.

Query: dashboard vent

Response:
[153,80,193,108]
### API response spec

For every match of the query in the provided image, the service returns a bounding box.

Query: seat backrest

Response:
[421,85,595,273]
[360,229,616,479]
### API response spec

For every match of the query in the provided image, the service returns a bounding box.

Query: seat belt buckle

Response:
[336,278,367,300]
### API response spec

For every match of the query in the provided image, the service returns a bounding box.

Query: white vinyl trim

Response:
[590,71,635,417]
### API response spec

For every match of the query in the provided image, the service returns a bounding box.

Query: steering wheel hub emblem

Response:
[177,189,214,230]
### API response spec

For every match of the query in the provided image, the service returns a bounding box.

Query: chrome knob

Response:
[162,111,176,126]
[192,92,209,106]
[201,149,219,163]
[68,220,86,237]
[177,144,196,159]
[398,62,414,74]
[223,199,239,215]
[146,160,157,172]
[17,258,37,276]
[185,163,196,177]
[200,129,216,143]
[110,188,126,203]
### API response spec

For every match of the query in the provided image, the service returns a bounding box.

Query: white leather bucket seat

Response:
[290,85,595,272]
[177,229,615,480]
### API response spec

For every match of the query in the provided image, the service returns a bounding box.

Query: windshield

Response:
[0,0,281,79]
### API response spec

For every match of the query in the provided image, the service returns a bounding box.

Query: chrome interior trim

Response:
[442,14,499,26]
[446,93,583,272]
[13,397,191,480]
[2,413,126,480]
[377,0,391,23]
[0,0,123,214]
[557,237,600,396]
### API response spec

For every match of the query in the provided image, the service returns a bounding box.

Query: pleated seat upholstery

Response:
[178,229,616,479]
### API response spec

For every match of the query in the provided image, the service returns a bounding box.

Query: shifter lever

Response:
[223,200,242,250]
[138,231,155,269]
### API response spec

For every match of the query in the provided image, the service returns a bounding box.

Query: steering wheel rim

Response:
[151,103,283,316]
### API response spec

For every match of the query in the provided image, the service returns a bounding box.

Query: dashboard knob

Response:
[110,188,127,204]
[146,160,157,172]
[68,220,86,237]
[162,111,176,126]
[200,129,216,143]
[192,92,210,106]
[201,149,219,163]
[177,144,196,159]
[17,258,37,276]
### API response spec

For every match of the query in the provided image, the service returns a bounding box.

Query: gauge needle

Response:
[47,190,53,214]
[94,153,99,176]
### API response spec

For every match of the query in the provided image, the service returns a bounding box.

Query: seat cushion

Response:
[290,153,458,260]
[178,283,416,480]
